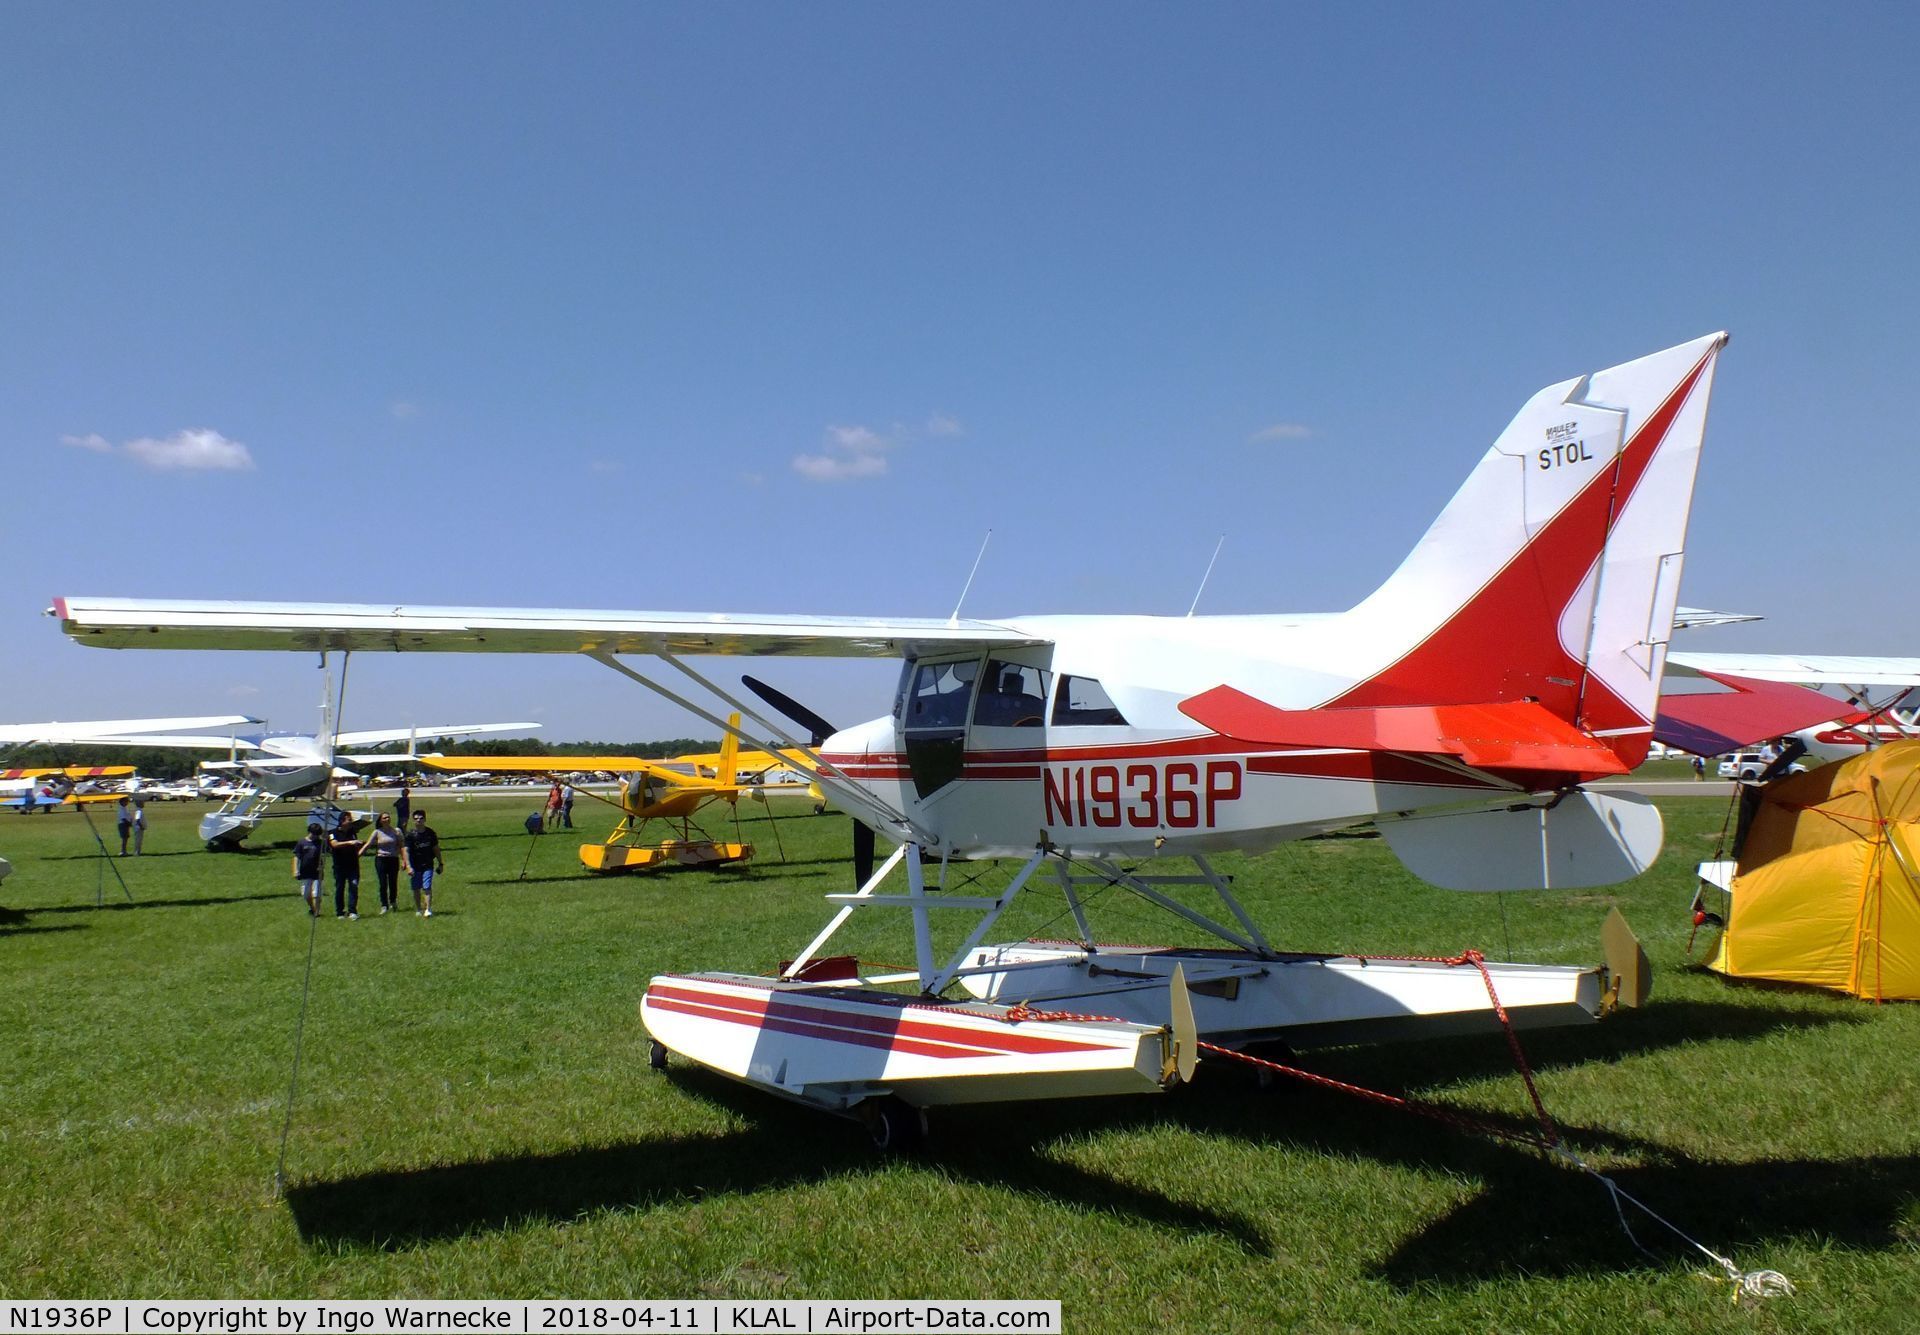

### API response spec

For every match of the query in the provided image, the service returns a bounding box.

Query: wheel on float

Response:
[860,1097,926,1153]
[648,1038,669,1071]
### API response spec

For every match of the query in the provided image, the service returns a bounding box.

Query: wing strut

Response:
[585,650,926,845]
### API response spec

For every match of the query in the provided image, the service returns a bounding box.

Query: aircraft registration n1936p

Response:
[53,333,1731,1141]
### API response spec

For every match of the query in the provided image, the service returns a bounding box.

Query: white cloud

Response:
[1249,422,1313,443]
[588,459,623,474]
[826,424,891,453]
[390,400,421,420]
[122,429,256,472]
[226,684,262,699]
[61,427,256,471]
[793,420,900,482]
[793,450,888,482]
[788,411,960,482]
[739,471,767,487]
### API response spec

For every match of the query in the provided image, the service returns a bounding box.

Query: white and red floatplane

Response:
[56,333,1775,1142]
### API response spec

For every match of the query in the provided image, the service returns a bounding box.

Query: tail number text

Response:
[1043,761,1241,829]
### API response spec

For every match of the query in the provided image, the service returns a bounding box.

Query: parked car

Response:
[1718,750,1807,782]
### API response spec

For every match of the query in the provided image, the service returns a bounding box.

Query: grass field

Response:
[3,791,1915,1332]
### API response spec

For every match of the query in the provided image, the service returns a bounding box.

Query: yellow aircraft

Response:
[2,765,135,811]
[421,717,820,874]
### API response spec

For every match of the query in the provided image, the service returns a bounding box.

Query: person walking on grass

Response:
[292,822,326,917]
[115,796,133,854]
[363,811,404,914]
[329,816,363,919]
[402,809,444,917]
[561,782,575,829]
[545,780,563,831]
[130,797,147,855]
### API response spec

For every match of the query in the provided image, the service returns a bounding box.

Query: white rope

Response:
[1551,1145,1794,1302]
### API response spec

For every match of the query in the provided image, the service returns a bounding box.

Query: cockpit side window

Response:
[903,659,980,731]
[1052,675,1130,727]
[972,660,1052,728]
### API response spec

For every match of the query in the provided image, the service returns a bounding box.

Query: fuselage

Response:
[817,613,1567,859]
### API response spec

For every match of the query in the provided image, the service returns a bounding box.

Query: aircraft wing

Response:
[1668,652,1920,688]
[1654,670,1868,757]
[53,597,1046,659]
[33,733,265,751]
[0,714,259,745]
[331,722,540,747]
[1672,607,1763,630]
[418,754,710,782]
[2,791,122,807]
[0,765,135,780]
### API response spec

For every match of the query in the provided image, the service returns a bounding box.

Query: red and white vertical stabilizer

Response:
[1329,332,1727,768]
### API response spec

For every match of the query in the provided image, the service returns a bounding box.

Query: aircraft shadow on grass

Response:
[40,849,223,861]
[281,999,1877,1265]
[26,889,294,915]
[282,1065,1267,1256]
[0,905,92,937]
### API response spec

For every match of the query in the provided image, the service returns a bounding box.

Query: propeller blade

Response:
[852,818,876,892]
[741,675,837,748]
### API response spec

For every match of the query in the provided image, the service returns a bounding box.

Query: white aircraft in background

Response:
[58,332,1839,1139]
[20,709,537,848]
[2,715,262,807]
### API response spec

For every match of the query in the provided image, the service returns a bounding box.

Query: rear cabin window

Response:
[902,659,980,731]
[1052,674,1130,727]
[972,661,1052,728]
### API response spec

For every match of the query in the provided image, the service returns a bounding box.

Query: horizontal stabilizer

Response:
[1653,671,1863,756]
[1180,686,1628,777]
[1379,790,1664,890]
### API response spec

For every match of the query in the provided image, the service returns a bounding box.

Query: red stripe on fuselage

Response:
[829,746,1506,791]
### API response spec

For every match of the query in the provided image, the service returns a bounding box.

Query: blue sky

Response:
[5,4,1916,741]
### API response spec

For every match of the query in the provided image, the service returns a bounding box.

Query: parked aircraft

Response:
[25,712,537,847]
[59,333,1774,1136]
[421,715,818,873]
[1,765,134,811]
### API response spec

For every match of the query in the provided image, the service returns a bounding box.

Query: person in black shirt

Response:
[329,817,364,919]
[395,782,412,827]
[402,810,443,917]
[292,823,326,917]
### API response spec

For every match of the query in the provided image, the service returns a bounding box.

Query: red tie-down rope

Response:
[995,946,1792,1304]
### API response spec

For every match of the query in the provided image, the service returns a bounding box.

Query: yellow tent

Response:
[1709,741,1920,1000]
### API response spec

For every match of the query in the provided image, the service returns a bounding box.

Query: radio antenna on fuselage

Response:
[948,529,993,624]
[1186,535,1226,617]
